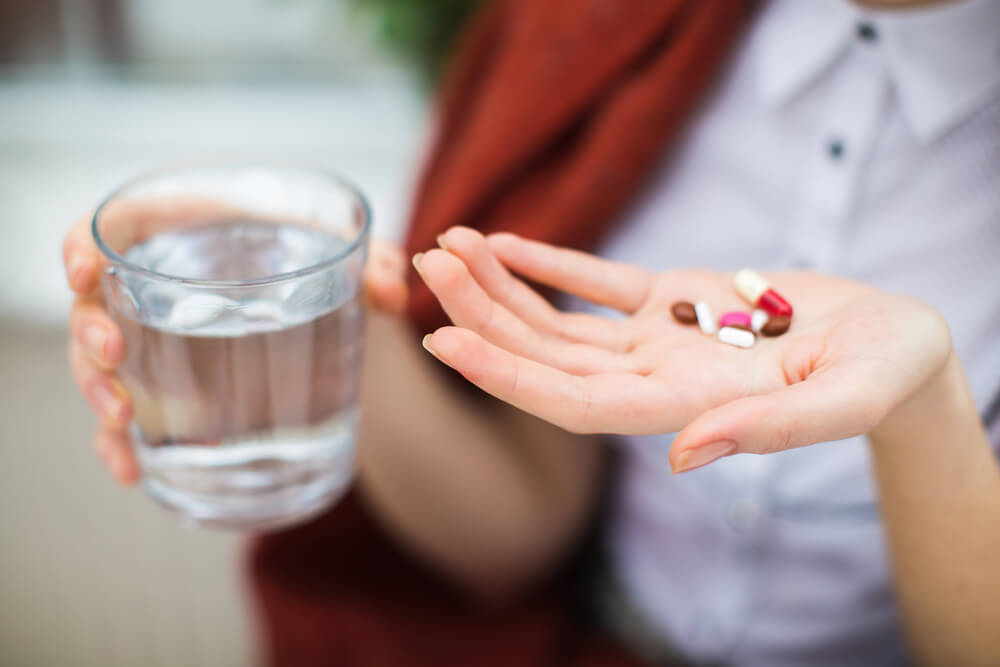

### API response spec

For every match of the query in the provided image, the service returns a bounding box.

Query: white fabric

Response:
[583,0,1000,664]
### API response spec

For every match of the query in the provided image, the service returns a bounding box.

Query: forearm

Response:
[870,352,1000,665]
[356,311,605,599]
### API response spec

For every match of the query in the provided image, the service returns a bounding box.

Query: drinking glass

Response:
[93,162,370,530]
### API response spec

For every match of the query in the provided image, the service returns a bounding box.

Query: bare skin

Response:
[871,355,1000,665]
[66,190,1000,662]
[419,228,1000,665]
[356,310,603,597]
[63,206,603,600]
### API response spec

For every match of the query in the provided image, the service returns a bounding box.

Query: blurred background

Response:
[0,1,474,664]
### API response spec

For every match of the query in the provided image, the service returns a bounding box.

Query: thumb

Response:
[364,239,408,315]
[670,363,892,473]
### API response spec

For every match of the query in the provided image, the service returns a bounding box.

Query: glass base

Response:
[143,468,352,531]
[132,411,358,531]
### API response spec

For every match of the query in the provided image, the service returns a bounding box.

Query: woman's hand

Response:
[63,206,409,485]
[414,227,952,472]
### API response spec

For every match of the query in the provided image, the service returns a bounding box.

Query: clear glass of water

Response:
[93,162,370,531]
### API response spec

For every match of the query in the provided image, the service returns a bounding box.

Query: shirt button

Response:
[727,498,762,532]
[827,138,845,160]
[856,21,878,43]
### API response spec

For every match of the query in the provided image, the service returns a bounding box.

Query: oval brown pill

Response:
[670,301,698,325]
[760,315,791,337]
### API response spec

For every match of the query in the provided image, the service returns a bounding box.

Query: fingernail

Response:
[82,325,107,359]
[421,334,441,360]
[672,440,736,474]
[436,234,447,249]
[411,252,424,274]
[91,381,126,423]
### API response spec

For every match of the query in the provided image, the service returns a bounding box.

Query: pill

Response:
[718,326,755,348]
[750,309,769,332]
[760,315,791,337]
[733,269,793,317]
[758,289,793,318]
[670,301,698,325]
[719,311,752,329]
[694,301,716,335]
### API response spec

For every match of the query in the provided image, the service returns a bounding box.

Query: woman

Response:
[63,0,999,664]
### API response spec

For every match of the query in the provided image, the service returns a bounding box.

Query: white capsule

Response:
[718,326,755,348]
[750,309,769,333]
[734,269,768,304]
[694,301,717,335]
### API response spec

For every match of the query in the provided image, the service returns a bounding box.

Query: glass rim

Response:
[91,160,372,288]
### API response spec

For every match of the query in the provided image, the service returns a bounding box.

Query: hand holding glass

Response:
[92,163,370,530]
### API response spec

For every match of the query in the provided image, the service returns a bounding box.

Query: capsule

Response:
[719,311,752,329]
[694,301,716,335]
[733,270,793,317]
[718,326,755,348]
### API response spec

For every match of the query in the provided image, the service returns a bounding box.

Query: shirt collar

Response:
[756,0,1000,142]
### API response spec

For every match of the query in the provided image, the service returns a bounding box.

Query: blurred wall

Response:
[0,2,428,665]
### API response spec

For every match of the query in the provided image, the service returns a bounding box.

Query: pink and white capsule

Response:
[750,309,769,332]
[719,311,752,329]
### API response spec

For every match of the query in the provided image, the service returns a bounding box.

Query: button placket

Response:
[693,459,773,660]
[783,47,888,272]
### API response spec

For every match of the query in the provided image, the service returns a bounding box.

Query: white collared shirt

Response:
[586,0,1000,664]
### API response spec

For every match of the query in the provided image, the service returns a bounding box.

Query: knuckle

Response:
[761,398,793,453]
[769,421,793,454]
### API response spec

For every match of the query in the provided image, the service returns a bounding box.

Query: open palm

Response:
[415,227,950,471]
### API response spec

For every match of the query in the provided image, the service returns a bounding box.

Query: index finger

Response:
[63,196,247,295]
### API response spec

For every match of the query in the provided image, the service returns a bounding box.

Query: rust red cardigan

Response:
[404,0,754,332]
[251,2,754,665]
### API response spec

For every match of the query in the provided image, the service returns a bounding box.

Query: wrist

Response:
[869,348,965,448]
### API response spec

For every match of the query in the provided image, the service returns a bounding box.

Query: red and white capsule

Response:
[733,270,793,317]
